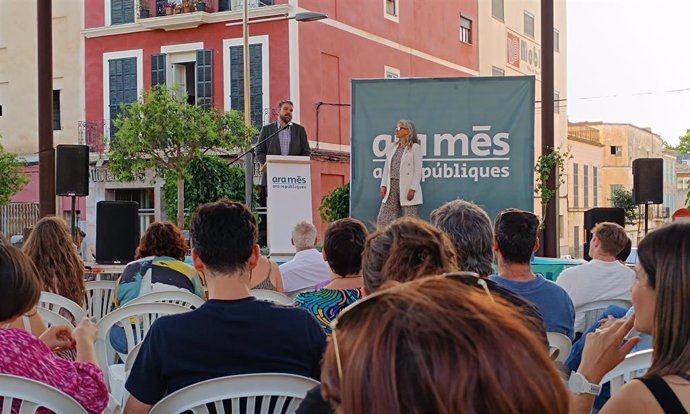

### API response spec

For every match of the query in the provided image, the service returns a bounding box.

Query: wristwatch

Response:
[568,372,602,396]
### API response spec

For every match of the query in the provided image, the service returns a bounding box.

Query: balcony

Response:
[568,124,603,146]
[78,120,110,155]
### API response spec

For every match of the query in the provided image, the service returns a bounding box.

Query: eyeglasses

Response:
[395,126,409,131]
[329,271,493,382]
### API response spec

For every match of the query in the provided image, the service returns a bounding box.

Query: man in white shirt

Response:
[279,221,331,295]
[556,222,635,333]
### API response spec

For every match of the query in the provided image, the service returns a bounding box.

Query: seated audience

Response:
[250,255,284,292]
[321,276,569,414]
[110,221,206,353]
[294,218,368,333]
[489,209,576,339]
[572,222,690,413]
[556,222,634,333]
[279,221,331,295]
[0,243,108,414]
[124,201,326,413]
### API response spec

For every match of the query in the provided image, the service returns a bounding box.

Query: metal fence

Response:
[0,203,40,238]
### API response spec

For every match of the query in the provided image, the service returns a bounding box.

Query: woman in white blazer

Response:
[377,119,424,228]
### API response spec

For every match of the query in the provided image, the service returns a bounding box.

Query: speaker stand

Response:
[70,194,77,241]
[644,203,649,236]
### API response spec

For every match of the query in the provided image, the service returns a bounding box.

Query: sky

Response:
[567,0,690,145]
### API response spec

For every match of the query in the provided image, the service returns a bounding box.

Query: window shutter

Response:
[228,44,263,126]
[196,49,213,110]
[123,0,135,23]
[109,57,138,138]
[111,0,124,24]
[151,53,166,86]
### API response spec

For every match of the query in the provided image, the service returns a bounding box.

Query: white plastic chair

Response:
[251,289,294,305]
[149,373,319,414]
[39,291,87,322]
[600,349,653,394]
[126,290,205,310]
[0,373,88,413]
[546,332,572,363]
[85,280,117,321]
[576,299,632,332]
[23,307,76,331]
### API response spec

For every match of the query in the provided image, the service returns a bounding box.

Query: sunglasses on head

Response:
[495,209,539,229]
[329,271,494,382]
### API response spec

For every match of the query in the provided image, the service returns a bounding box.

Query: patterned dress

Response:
[293,288,363,334]
[0,328,108,414]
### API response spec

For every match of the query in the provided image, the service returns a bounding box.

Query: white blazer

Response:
[380,141,423,206]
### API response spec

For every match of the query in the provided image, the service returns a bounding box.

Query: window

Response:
[107,57,138,137]
[384,66,400,79]
[573,163,579,208]
[492,0,504,20]
[385,0,397,16]
[593,166,599,206]
[554,90,560,114]
[583,165,589,208]
[110,0,135,25]
[524,11,535,38]
[610,145,622,156]
[492,66,505,76]
[52,90,61,131]
[459,15,472,44]
[574,226,580,258]
[554,29,560,52]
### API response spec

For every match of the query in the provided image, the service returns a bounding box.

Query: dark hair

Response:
[494,209,539,264]
[277,100,294,109]
[362,217,458,293]
[323,218,369,277]
[431,200,494,277]
[321,276,569,414]
[0,244,42,321]
[615,238,632,262]
[191,200,257,274]
[637,223,690,378]
[135,221,188,260]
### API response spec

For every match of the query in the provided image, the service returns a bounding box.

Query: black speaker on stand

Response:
[56,145,90,241]
[96,201,140,264]
[583,208,625,261]
[632,158,663,235]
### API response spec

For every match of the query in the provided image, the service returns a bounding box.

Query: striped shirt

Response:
[278,122,291,155]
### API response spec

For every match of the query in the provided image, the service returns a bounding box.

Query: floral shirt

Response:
[294,288,363,334]
[0,328,108,414]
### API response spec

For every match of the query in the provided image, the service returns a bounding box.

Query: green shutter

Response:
[196,49,213,109]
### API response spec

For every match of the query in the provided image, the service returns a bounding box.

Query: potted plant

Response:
[194,0,206,12]
[181,0,193,12]
[164,1,175,15]
[139,0,150,18]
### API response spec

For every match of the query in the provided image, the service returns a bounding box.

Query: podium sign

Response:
[266,155,313,261]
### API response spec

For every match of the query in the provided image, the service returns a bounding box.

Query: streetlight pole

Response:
[242,0,253,210]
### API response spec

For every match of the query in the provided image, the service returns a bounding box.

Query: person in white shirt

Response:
[279,221,331,295]
[556,222,635,333]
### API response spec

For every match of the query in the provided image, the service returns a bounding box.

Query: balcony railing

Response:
[140,0,275,18]
[78,120,110,155]
[568,125,601,145]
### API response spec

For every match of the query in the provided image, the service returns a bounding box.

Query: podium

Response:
[265,155,312,262]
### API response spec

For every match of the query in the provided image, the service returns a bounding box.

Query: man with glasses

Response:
[489,209,576,339]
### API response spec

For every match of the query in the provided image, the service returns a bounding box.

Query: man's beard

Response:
[280,115,292,124]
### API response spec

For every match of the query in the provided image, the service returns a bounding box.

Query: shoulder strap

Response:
[637,376,688,414]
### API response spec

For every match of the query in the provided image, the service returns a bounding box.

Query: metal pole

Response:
[242,0,254,210]
[644,203,649,235]
[541,0,557,257]
[38,0,56,217]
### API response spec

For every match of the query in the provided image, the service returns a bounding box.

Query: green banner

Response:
[351,77,535,226]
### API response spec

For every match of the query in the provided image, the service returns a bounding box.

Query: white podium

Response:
[265,155,313,262]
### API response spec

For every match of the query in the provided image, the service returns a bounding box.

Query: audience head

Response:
[635,223,690,377]
[321,276,569,414]
[323,218,369,277]
[615,237,633,263]
[22,216,86,305]
[191,200,258,275]
[0,243,41,323]
[135,221,188,261]
[291,221,318,251]
[590,222,629,258]
[431,200,494,277]
[361,217,457,293]
[493,209,539,265]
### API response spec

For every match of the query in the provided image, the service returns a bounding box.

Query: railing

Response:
[141,0,275,18]
[568,124,601,144]
[0,203,40,238]
[78,120,110,155]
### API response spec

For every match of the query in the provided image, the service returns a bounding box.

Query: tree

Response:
[109,85,255,227]
[0,136,29,205]
[609,187,638,226]
[319,183,350,223]
[674,129,690,154]
[163,155,249,227]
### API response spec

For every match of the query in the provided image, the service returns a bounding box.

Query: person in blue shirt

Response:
[488,209,576,339]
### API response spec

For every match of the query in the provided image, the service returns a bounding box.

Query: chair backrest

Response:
[600,349,653,394]
[85,280,117,321]
[576,299,632,330]
[23,307,76,331]
[126,290,205,310]
[39,291,87,322]
[149,373,319,414]
[0,373,88,414]
[547,332,573,363]
[251,289,294,306]
[124,341,144,373]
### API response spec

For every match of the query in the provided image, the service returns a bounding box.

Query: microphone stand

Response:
[229,123,290,166]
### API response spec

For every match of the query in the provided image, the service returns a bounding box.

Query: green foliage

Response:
[163,155,248,226]
[609,187,638,226]
[319,183,350,223]
[108,85,255,227]
[0,137,29,205]
[676,129,690,155]
[534,147,569,228]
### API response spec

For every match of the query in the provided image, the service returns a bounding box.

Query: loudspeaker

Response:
[96,201,139,264]
[583,208,625,260]
[56,145,89,196]
[632,158,663,204]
